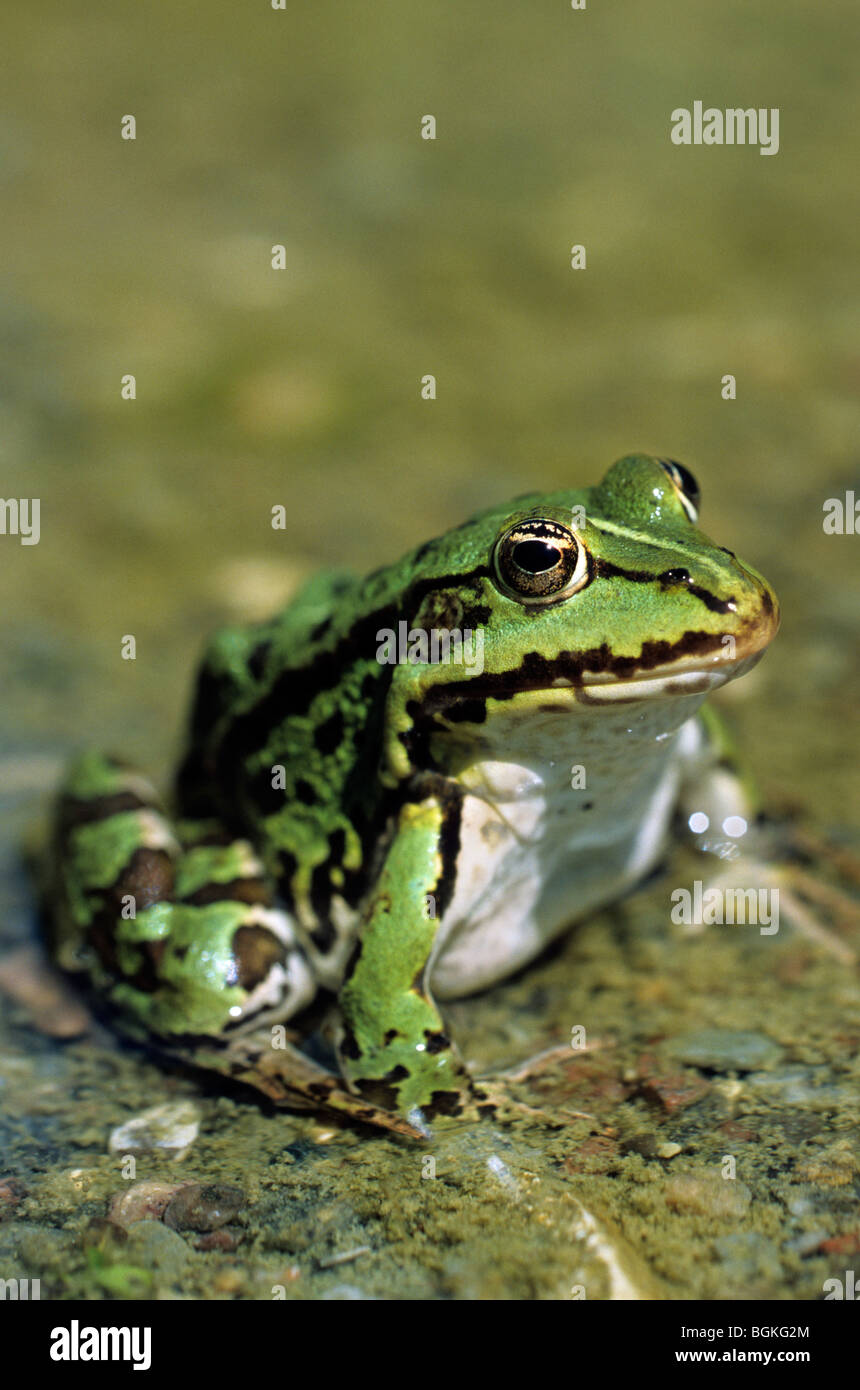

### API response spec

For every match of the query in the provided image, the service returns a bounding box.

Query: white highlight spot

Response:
[688,812,709,834]
[722,816,748,838]
[228,1005,243,1018]
[486,1154,519,1194]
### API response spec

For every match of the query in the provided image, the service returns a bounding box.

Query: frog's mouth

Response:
[424,602,779,720]
[567,599,780,703]
[565,647,767,704]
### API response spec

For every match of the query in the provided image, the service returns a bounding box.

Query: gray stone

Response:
[664,1029,783,1072]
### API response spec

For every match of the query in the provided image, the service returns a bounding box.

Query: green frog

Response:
[49,455,781,1138]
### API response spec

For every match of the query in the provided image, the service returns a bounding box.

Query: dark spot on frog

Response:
[295,778,317,805]
[315,709,345,754]
[339,1029,362,1061]
[183,877,271,908]
[120,937,168,995]
[384,1028,399,1044]
[445,697,487,725]
[424,1089,466,1118]
[111,846,175,914]
[231,924,287,990]
[341,940,363,983]
[248,764,284,816]
[278,849,298,879]
[328,827,346,865]
[354,1076,405,1111]
[423,1031,449,1054]
[309,915,337,953]
[248,641,272,681]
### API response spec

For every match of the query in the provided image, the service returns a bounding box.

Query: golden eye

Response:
[492,519,589,605]
[658,458,700,521]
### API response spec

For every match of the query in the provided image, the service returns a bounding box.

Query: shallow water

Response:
[1,0,858,1300]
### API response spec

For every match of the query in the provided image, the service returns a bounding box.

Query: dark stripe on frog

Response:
[58,789,151,829]
[78,846,175,985]
[420,775,463,924]
[307,827,347,952]
[210,566,492,784]
[179,877,272,908]
[593,559,736,615]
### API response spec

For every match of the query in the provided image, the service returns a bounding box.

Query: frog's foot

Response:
[464,1074,599,1131]
[51,751,318,1039]
[189,1028,431,1140]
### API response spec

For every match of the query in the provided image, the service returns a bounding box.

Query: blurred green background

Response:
[1,0,859,1305]
[2,0,858,837]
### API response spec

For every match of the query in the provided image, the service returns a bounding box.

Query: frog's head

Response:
[476,452,779,704]
[388,455,779,764]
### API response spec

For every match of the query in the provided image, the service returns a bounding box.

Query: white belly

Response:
[430,694,704,999]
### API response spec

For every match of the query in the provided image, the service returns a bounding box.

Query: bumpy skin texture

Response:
[50,455,779,1121]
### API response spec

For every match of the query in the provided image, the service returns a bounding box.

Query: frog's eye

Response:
[492,519,589,604]
[658,459,700,522]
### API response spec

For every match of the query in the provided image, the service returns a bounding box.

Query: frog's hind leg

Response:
[50,751,316,1041]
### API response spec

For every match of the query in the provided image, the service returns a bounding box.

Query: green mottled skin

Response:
[49,456,779,1123]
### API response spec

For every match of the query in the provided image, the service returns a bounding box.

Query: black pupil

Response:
[513,539,561,574]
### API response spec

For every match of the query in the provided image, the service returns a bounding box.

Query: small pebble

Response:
[745,1067,855,1107]
[664,1029,783,1073]
[124,1220,192,1275]
[640,1072,711,1113]
[657,1142,682,1159]
[193,1226,244,1253]
[108,1101,201,1156]
[0,946,91,1038]
[0,1177,25,1215]
[666,1171,752,1219]
[163,1182,245,1233]
[108,1181,192,1230]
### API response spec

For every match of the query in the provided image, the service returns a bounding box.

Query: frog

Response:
[49,454,783,1139]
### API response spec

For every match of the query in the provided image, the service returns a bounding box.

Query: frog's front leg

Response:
[336,796,480,1121]
[51,751,316,1039]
